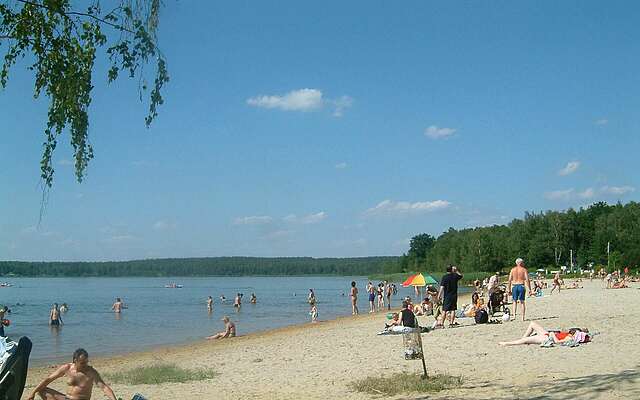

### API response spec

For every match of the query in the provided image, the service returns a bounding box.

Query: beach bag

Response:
[474,309,489,324]
[402,328,424,360]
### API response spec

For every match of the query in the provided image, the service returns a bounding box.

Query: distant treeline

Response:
[0,256,400,277]
[401,201,640,274]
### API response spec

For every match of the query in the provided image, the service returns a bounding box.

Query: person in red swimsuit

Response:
[498,321,581,346]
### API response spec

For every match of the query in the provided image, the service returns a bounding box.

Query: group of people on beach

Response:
[375,257,609,352]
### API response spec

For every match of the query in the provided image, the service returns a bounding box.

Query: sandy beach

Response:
[23,279,640,400]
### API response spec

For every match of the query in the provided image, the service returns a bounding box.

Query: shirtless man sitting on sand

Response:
[508,258,533,322]
[207,316,236,339]
[27,348,117,400]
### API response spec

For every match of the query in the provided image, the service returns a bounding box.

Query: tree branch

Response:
[15,0,135,34]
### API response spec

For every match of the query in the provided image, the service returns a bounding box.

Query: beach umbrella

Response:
[423,274,438,285]
[402,273,418,287]
[402,273,426,287]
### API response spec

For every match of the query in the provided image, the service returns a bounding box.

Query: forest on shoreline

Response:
[0,256,399,277]
[401,201,640,274]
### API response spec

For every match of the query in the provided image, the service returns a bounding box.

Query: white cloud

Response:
[545,185,635,201]
[263,230,295,240]
[578,188,595,199]
[58,159,73,166]
[364,199,451,216]
[284,212,327,224]
[247,89,352,116]
[106,235,137,243]
[335,162,348,169]
[601,185,635,195]
[331,96,354,117]
[153,220,175,231]
[301,212,327,224]
[234,216,273,225]
[424,125,456,139]
[544,189,574,201]
[558,161,580,176]
[247,88,323,112]
[283,214,297,223]
[595,119,608,125]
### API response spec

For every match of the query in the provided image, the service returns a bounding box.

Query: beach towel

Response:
[560,339,579,347]
[0,336,32,400]
[377,326,413,335]
[0,338,17,369]
[540,336,555,348]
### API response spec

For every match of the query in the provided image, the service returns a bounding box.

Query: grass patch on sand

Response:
[349,372,462,395]
[105,364,217,385]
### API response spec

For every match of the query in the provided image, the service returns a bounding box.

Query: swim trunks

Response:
[50,319,60,326]
[442,297,457,312]
[512,284,525,302]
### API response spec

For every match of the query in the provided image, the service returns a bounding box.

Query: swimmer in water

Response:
[49,303,63,326]
[111,298,124,313]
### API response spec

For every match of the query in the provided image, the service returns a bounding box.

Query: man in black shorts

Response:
[438,265,463,327]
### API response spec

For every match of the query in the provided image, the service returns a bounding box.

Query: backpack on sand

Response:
[475,309,489,324]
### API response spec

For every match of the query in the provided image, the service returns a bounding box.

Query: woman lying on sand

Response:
[499,321,589,346]
[611,279,629,289]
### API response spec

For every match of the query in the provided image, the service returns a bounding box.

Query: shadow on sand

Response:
[391,365,640,400]
[525,367,640,400]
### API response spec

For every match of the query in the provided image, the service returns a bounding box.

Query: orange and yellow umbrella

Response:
[402,273,426,287]
[402,273,438,287]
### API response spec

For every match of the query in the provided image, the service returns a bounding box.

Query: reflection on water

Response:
[4,276,420,364]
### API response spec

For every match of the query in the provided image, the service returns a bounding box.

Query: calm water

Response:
[1,276,420,364]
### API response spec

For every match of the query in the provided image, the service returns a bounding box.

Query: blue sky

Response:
[1,1,639,261]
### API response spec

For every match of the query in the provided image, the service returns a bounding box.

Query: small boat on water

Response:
[164,283,183,289]
[0,282,13,288]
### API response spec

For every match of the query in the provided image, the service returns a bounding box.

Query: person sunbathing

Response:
[611,280,628,289]
[566,281,583,289]
[384,313,400,328]
[499,321,587,346]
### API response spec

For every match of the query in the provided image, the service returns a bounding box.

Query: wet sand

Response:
[23,280,640,399]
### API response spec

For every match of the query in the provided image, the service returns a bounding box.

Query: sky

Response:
[1,1,639,261]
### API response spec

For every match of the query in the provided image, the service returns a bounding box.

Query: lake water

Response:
[1,276,424,365]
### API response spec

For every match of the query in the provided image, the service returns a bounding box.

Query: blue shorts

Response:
[512,284,525,302]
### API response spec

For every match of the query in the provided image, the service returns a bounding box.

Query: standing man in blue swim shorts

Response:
[508,258,533,321]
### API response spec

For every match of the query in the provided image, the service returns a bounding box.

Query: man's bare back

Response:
[510,265,528,284]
